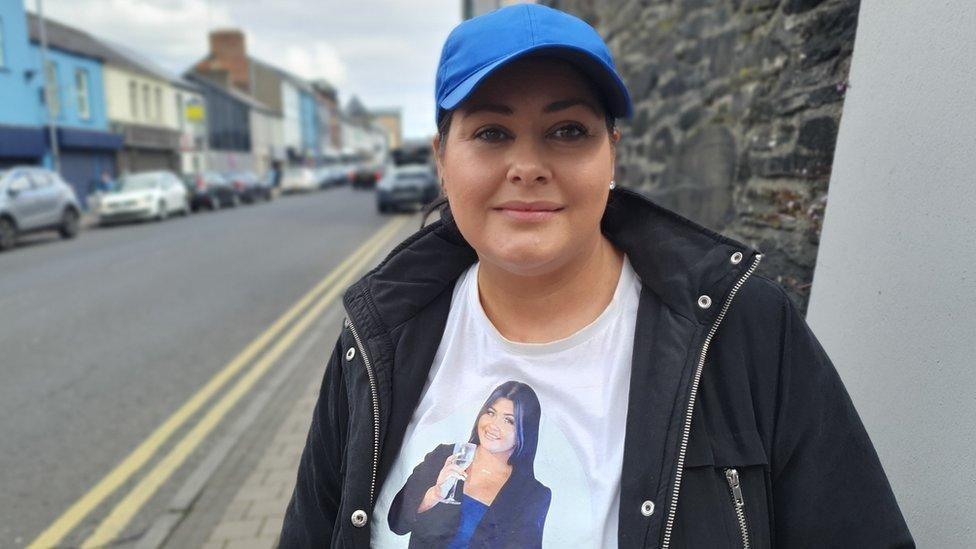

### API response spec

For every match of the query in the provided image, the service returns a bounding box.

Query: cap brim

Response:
[439,44,633,120]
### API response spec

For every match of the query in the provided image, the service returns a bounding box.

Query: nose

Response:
[505,138,551,186]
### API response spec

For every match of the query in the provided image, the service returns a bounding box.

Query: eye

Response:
[505,417,515,426]
[475,127,508,142]
[550,123,590,140]
[486,409,495,417]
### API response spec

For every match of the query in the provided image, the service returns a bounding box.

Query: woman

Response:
[280,4,914,548]
[387,381,550,548]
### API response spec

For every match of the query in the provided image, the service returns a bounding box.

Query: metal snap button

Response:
[697,295,712,309]
[641,500,655,516]
[730,251,743,265]
[345,347,356,361]
[350,509,368,527]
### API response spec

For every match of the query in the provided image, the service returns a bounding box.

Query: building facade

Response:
[25,12,122,207]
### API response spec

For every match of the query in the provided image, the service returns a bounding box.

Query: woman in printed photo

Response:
[387,381,551,548]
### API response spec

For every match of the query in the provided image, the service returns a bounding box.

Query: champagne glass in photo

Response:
[444,442,477,504]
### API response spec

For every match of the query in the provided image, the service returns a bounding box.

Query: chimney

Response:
[207,29,250,93]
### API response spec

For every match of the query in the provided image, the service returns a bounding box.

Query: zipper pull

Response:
[725,468,744,507]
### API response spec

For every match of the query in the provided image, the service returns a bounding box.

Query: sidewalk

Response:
[198,379,318,549]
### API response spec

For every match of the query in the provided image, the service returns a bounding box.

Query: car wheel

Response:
[157,201,168,221]
[0,217,17,251]
[58,208,80,239]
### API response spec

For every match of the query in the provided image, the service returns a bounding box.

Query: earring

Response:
[609,179,616,190]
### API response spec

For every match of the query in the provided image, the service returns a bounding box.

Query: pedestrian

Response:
[279,4,914,548]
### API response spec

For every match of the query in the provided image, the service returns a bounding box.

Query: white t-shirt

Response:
[371,254,641,548]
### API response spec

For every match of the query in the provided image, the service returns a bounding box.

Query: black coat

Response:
[387,443,551,548]
[279,187,915,548]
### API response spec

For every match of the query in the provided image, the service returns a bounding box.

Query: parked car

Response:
[0,166,82,251]
[183,172,240,211]
[376,164,439,213]
[223,171,273,203]
[351,162,385,190]
[280,167,318,193]
[96,170,188,224]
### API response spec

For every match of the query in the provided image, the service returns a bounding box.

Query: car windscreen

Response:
[395,172,430,181]
[118,173,160,191]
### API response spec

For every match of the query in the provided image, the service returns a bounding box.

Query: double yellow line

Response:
[29,216,410,549]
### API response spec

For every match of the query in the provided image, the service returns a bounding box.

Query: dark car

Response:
[183,172,240,211]
[224,171,273,203]
[351,162,385,190]
[376,165,439,213]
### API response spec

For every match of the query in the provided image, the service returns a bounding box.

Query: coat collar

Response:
[343,186,762,336]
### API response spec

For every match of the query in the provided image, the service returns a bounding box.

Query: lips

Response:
[493,200,564,222]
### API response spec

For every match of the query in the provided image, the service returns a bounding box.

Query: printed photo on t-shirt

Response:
[371,379,606,549]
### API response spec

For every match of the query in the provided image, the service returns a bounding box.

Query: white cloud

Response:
[37,0,462,138]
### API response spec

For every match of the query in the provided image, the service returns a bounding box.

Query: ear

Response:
[610,127,621,178]
[431,134,445,192]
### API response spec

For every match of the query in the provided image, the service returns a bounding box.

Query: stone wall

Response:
[542,0,859,314]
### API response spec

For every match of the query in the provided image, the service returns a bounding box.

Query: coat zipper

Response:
[725,468,751,548]
[660,252,763,548]
[343,312,381,507]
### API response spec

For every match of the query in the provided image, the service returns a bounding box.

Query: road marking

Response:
[28,216,409,549]
[80,217,407,547]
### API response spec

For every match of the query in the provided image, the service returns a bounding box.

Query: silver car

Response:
[0,166,82,252]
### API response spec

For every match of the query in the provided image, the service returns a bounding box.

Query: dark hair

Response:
[467,380,543,475]
[422,58,619,228]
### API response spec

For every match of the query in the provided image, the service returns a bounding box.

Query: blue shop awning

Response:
[0,125,45,159]
[56,127,124,151]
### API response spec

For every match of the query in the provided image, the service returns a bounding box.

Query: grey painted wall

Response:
[807,2,976,546]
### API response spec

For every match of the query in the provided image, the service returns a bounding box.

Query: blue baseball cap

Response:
[434,4,634,125]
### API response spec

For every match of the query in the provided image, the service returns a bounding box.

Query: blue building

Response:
[0,1,46,165]
[0,3,122,207]
[299,89,318,159]
[26,13,122,207]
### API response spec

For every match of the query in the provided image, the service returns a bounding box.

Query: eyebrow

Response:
[462,97,600,118]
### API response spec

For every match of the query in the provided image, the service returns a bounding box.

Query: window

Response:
[0,17,6,69]
[44,60,60,117]
[75,69,90,119]
[142,83,150,120]
[129,81,137,118]
[175,93,184,129]
[29,169,53,188]
[154,86,162,122]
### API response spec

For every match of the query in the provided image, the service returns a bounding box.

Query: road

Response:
[0,186,419,547]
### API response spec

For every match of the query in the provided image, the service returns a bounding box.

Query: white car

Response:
[280,167,318,193]
[96,170,189,224]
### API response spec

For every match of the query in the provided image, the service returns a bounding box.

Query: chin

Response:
[484,235,568,275]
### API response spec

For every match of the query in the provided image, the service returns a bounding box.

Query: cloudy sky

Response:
[38,0,462,139]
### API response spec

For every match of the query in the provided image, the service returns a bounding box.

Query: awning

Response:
[0,125,45,159]
[56,127,124,151]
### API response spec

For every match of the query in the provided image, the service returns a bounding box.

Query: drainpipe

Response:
[36,0,60,174]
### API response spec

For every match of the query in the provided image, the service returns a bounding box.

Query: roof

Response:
[248,56,315,94]
[345,95,370,118]
[27,12,111,62]
[183,72,277,114]
[27,13,199,91]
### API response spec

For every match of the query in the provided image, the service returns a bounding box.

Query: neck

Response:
[477,232,625,344]
[475,445,513,471]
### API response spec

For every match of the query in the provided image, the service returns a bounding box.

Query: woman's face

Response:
[477,397,518,455]
[434,56,620,277]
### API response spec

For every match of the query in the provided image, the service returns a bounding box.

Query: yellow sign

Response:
[186,104,205,122]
